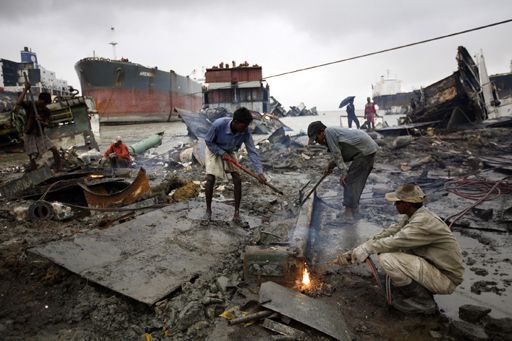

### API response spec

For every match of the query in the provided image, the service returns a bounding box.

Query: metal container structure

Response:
[203,62,270,113]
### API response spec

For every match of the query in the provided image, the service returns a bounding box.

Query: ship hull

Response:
[75,58,202,123]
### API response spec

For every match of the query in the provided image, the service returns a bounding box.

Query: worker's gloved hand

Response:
[351,243,372,264]
[257,173,267,184]
[108,153,117,158]
[334,251,352,266]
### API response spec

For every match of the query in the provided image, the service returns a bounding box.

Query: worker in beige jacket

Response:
[335,184,464,314]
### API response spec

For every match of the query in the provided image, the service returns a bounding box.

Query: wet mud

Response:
[1,123,511,339]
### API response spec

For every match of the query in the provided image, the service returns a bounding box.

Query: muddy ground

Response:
[0,125,511,340]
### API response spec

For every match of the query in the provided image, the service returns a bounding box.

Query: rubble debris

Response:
[458,304,491,323]
[227,310,274,325]
[269,96,287,117]
[0,164,53,199]
[391,135,413,149]
[262,318,306,340]
[449,320,488,341]
[259,281,351,341]
[286,103,318,117]
[168,181,200,202]
[243,245,304,286]
[180,109,289,141]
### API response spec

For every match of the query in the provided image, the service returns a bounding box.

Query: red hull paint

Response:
[85,88,202,123]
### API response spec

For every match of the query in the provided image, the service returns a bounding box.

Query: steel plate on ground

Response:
[30,199,260,305]
[259,281,351,340]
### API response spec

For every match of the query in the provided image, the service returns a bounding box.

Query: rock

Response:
[177,301,205,330]
[466,257,477,266]
[392,135,413,149]
[429,330,443,339]
[187,320,210,336]
[459,304,492,323]
[470,267,489,276]
[484,317,512,334]
[449,320,488,340]
[216,276,230,294]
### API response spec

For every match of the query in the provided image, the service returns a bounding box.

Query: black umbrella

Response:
[338,96,355,109]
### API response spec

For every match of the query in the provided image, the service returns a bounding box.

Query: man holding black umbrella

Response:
[339,95,359,129]
[346,97,360,129]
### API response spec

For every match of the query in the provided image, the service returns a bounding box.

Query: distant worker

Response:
[346,97,360,129]
[16,81,62,172]
[103,136,131,168]
[203,107,266,226]
[307,121,378,220]
[364,97,378,131]
[334,184,464,314]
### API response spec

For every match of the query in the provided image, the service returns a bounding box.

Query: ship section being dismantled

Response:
[75,58,203,124]
[405,46,487,128]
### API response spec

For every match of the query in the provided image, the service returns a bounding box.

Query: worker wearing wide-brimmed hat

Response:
[334,184,464,314]
[307,121,378,220]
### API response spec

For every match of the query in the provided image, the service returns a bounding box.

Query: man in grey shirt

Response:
[307,121,378,220]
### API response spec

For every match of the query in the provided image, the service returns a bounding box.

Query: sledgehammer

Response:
[223,156,284,195]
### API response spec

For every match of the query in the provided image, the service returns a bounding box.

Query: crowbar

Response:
[223,156,284,195]
[300,173,328,205]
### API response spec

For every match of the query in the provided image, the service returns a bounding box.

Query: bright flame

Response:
[302,267,311,286]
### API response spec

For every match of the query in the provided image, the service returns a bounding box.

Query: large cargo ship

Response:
[75,57,203,124]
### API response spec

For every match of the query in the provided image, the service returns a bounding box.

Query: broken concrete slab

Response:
[30,199,260,305]
[259,281,351,341]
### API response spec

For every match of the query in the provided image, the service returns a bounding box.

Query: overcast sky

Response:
[1,0,512,110]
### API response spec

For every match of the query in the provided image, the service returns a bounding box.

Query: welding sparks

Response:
[302,267,311,287]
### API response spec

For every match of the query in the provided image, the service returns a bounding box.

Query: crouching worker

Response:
[103,136,131,168]
[334,184,464,314]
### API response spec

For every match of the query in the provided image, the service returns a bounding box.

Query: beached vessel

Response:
[75,57,203,124]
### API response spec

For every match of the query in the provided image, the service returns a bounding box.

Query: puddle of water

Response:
[436,232,512,319]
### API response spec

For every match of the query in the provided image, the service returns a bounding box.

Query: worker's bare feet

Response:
[231,214,249,229]
[343,208,355,221]
[200,212,211,226]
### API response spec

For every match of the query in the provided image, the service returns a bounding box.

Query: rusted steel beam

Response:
[80,168,150,208]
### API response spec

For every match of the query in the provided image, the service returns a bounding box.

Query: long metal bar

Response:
[224,157,284,195]
[23,72,44,137]
[300,174,327,205]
